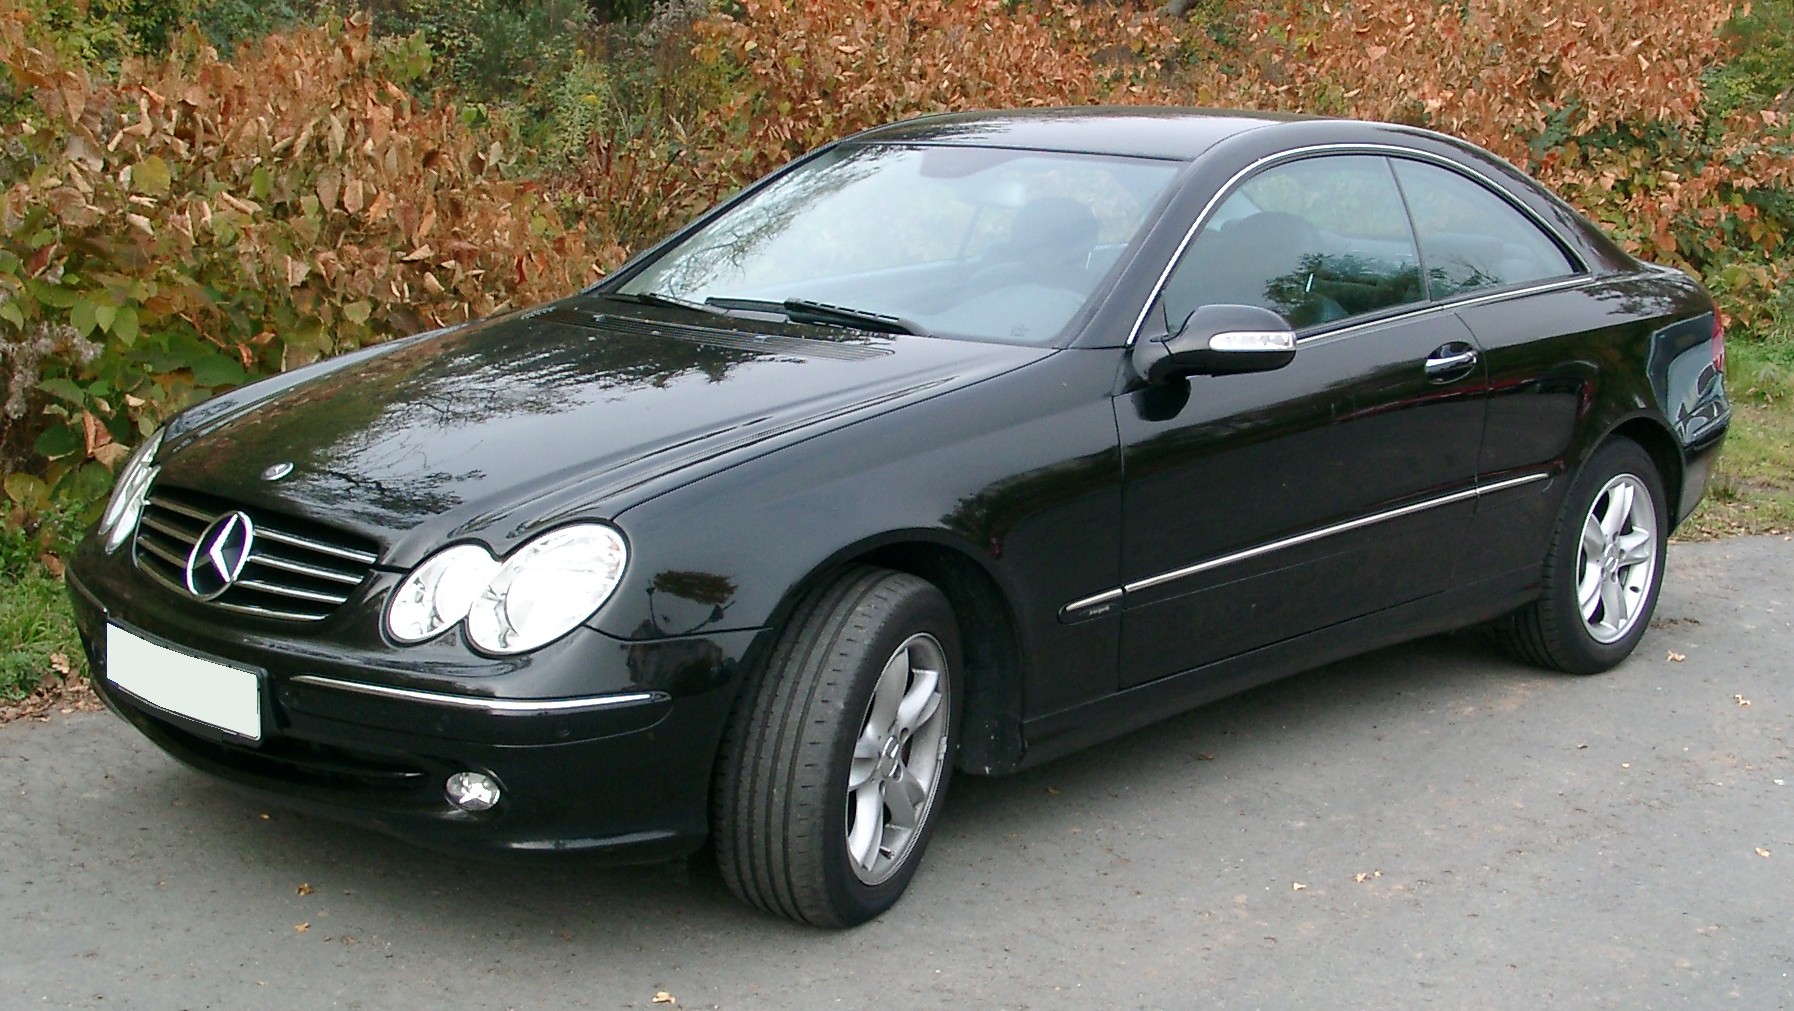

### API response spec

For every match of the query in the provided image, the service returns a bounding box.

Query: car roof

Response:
[846,107,1316,161]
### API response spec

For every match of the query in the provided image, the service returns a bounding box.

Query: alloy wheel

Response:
[845,632,950,886]
[1575,473,1659,644]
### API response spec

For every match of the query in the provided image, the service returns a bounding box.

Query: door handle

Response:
[1424,343,1479,381]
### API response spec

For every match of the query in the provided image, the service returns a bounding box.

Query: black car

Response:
[68,108,1729,927]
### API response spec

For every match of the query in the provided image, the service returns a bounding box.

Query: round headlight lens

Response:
[464,524,628,655]
[99,427,164,554]
[385,544,501,644]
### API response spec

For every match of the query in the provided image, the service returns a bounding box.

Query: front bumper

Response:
[67,552,768,863]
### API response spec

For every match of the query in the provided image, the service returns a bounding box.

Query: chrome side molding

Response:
[1058,472,1550,622]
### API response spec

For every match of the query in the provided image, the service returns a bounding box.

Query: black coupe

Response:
[69,108,1729,926]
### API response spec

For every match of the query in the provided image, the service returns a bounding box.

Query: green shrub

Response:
[369,0,589,103]
[1708,0,1794,119]
[194,0,310,56]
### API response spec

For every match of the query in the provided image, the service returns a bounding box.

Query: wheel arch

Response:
[1601,414,1685,531]
[755,532,1029,777]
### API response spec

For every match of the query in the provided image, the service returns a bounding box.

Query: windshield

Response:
[617,144,1182,345]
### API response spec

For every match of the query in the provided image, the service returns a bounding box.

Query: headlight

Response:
[97,427,164,554]
[384,544,501,643]
[464,524,629,655]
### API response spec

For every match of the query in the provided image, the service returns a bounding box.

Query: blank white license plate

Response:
[106,624,263,741]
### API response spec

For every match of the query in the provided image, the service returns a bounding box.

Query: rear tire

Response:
[713,567,961,927]
[1499,439,1667,674]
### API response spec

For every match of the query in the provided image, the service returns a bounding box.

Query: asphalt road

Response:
[4,537,1792,1010]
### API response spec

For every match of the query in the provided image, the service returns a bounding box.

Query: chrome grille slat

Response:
[137,559,189,597]
[153,498,216,524]
[139,513,204,542]
[135,533,189,569]
[257,527,378,565]
[234,578,351,605]
[212,598,334,622]
[247,553,365,585]
[132,488,380,622]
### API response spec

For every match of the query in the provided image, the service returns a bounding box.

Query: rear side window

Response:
[1161,155,1424,331]
[1391,159,1578,299]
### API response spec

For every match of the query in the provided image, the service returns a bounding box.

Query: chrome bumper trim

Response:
[289,674,659,715]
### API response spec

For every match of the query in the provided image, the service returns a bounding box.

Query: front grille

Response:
[133,487,380,622]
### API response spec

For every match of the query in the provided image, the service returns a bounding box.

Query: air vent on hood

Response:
[133,487,380,622]
[531,307,894,362]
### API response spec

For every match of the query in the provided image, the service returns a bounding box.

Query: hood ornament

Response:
[261,462,295,482]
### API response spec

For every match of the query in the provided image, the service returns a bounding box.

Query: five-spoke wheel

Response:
[714,567,961,926]
[1576,473,1659,645]
[1501,438,1668,674]
[846,633,950,886]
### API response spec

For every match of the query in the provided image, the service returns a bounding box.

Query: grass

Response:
[1678,336,1794,539]
[0,570,85,703]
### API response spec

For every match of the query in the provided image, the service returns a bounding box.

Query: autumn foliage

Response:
[2,0,1791,530]
[0,10,608,514]
[1166,0,1794,320]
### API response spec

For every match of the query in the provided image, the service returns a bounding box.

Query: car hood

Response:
[155,299,1051,564]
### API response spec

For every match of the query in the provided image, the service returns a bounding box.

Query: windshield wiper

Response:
[704,296,930,337]
[604,290,726,315]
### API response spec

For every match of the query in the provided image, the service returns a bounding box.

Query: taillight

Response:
[1711,313,1726,374]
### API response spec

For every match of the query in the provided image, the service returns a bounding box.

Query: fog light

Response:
[445,771,501,812]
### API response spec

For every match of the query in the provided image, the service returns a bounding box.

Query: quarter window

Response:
[1160,155,1424,332]
[1391,159,1577,299]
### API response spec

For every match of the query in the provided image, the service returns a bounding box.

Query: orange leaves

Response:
[577,0,1174,248]
[0,10,607,491]
[1165,0,1733,168]
[1,0,1786,503]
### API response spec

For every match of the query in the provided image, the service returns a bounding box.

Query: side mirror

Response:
[1134,304,1297,384]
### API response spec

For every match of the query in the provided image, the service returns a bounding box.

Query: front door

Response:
[1115,154,1488,687]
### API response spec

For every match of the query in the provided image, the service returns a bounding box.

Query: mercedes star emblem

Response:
[184,511,256,600]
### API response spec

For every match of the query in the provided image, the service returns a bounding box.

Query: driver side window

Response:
[1160,155,1424,332]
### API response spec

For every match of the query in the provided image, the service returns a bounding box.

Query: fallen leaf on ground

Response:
[1756,847,1771,858]
[294,922,310,932]
[296,883,313,896]
[652,993,675,1005]
[1735,695,1752,707]
[49,652,72,676]
[1045,786,1060,795]
[1667,650,1686,662]
[1292,882,1307,891]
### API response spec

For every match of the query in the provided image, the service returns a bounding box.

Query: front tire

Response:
[1500,438,1667,674]
[713,567,961,927]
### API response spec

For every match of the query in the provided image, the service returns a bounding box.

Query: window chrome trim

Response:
[1126,142,1591,348]
[1059,472,1549,617]
[289,674,660,715]
[1293,275,1598,348]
